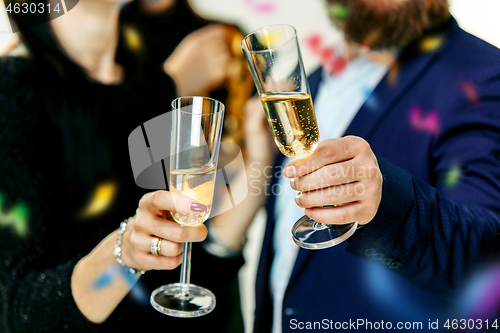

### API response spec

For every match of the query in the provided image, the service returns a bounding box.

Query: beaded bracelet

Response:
[113,217,146,275]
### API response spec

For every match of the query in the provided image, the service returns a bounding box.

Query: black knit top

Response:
[0,56,243,333]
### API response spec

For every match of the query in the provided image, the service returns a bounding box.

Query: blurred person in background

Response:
[207,0,500,331]
[118,0,254,149]
[0,0,246,332]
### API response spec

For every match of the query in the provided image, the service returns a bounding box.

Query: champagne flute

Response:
[150,96,224,317]
[242,24,358,250]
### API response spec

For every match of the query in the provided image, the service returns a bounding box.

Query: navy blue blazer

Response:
[254,18,500,332]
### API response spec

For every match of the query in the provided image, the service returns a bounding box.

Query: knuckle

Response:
[129,233,141,249]
[165,241,182,256]
[138,193,149,210]
[321,145,337,161]
[327,187,339,201]
[173,242,183,254]
[335,211,348,224]
[366,181,380,197]
[164,256,182,270]
[365,200,379,215]
[150,191,162,208]
[354,183,366,197]
[327,165,340,180]
[194,227,208,242]
[132,216,146,232]
[171,225,187,241]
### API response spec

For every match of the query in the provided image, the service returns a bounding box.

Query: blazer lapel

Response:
[346,18,458,140]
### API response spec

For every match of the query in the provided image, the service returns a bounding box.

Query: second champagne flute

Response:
[150,96,224,317]
[242,24,358,249]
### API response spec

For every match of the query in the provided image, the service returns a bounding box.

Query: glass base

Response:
[292,215,358,250]
[150,283,216,318]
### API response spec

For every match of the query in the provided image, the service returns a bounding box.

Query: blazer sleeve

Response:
[344,100,500,297]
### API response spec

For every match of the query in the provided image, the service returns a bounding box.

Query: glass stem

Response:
[179,242,192,287]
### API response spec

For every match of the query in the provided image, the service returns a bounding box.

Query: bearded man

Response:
[246,0,500,331]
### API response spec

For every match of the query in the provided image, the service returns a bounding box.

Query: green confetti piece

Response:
[444,164,461,189]
[0,192,30,237]
[328,4,350,20]
[11,204,29,238]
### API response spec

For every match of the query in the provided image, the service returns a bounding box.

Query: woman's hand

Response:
[121,191,208,271]
[71,190,208,323]
[164,24,230,96]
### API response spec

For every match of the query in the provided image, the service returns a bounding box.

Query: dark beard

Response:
[327,0,450,50]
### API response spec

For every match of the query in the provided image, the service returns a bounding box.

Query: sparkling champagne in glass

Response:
[242,24,358,249]
[150,96,224,317]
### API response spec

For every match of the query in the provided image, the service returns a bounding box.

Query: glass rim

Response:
[171,96,225,115]
[241,23,298,53]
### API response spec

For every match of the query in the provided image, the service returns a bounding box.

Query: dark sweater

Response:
[0,56,243,333]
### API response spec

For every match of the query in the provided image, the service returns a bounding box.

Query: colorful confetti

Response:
[460,265,500,321]
[304,34,347,76]
[93,266,149,304]
[244,0,276,14]
[409,106,440,136]
[419,35,444,53]
[123,25,143,52]
[328,4,350,20]
[459,80,480,105]
[305,35,322,51]
[78,181,117,219]
[0,192,30,238]
[443,164,462,189]
[362,87,379,110]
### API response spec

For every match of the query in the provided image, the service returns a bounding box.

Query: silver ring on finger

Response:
[150,237,162,256]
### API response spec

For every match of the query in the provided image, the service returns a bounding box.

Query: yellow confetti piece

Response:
[123,25,142,52]
[420,36,444,53]
[79,181,117,219]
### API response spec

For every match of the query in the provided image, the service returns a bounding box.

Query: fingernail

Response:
[189,203,208,212]
[305,208,312,216]
[284,165,296,178]
[290,178,298,189]
[295,192,303,206]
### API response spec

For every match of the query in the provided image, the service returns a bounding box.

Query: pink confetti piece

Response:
[244,0,276,14]
[409,106,440,136]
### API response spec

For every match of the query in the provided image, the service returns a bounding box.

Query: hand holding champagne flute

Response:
[150,96,224,317]
[242,24,358,249]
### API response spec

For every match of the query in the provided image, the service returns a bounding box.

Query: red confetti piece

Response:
[459,80,480,105]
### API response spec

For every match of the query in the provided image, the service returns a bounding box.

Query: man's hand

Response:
[283,136,382,226]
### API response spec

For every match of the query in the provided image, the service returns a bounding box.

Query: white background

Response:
[1,0,500,70]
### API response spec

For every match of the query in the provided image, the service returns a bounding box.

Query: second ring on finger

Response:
[150,236,162,256]
[150,236,183,257]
